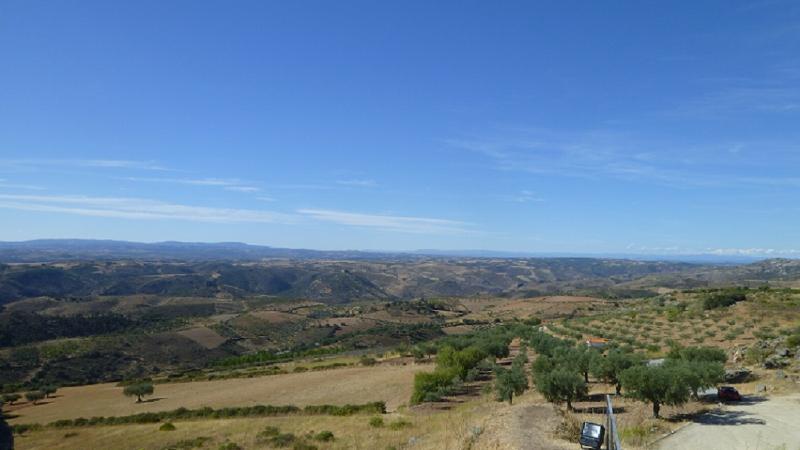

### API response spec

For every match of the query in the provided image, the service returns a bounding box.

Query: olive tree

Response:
[620,365,690,418]
[123,382,155,403]
[670,360,724,400]
[591,348,643,395]
[24,391,45,405]
[1,394,20,405]
[42,385,58,398]
[494,364,528,405]
[534,367,587,411]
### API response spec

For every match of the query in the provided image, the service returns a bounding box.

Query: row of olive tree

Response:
[410,326,520,404]
[493,346,530,405]
[524,327,727,418]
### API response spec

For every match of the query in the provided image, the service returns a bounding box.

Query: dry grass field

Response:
[248,310,303,324]
[9,363,433,425]
[176,326,227,349]
[14,399,494,450]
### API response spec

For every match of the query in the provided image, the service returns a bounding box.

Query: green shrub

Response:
[256,426,281,442]
[292,443,318,450]
[217,443,242,450]
[292,441,318,450]
[388,419,413,430]
[160,437,211,450]
[703,289,747,310]
[11,424,42,435]
[159,422,176,431]
[410,367,459,404]
[312,431,334,442]
[369,416,384,428]
[359,356,378,366]
[267,433,297,447]
[744,347,769,365]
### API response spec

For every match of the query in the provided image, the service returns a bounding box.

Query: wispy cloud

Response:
[508,190,544,203]
[445,129,800,189]
[336,179,378,187]
[667,87,800,118]
[0,194,293,224]
[224,186,261,193]
[122,176,261,193]
[0,179,45,190]
[297,208,472,234]
[0,159,170,171]
[0,194,469,235]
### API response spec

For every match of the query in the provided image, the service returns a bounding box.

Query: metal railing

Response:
[605,395,622,450]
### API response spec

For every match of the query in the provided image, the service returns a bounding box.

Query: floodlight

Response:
[579,421,605,450]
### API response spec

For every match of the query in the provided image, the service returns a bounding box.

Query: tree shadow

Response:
[691,410,766,426]
[140,397,164,404]
[735,395,768,406]
[571,405,626,414]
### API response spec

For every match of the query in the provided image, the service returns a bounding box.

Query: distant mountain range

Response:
[0,239,776,263]
[0,239,401,263]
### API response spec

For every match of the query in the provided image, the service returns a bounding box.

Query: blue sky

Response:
[1,1,799,256]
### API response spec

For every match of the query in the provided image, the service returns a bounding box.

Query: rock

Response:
[756,384,767,393]
[763,355,790,369]
[774,370,786,380]
[724,368,752,383]
[775,347,789,357]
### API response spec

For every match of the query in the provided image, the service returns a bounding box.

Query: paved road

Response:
[656,394,800,450]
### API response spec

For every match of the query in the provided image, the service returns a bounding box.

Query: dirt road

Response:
[656,394,800,450]
[473,399,573,450]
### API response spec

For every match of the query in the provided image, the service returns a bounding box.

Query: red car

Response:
[717,386,742,401]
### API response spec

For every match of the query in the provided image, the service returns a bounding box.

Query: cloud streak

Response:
[1,159,171,171]
[0,179,45,190]
[297,208,472,234]
[121,176,262,193]
[0,194,470,235]
[446,129,800,189]
[336,179,378,187]
[0,194,293,224]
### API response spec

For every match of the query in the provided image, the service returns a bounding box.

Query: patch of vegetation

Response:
[701,288,748,310]
[388,419,413,430]
[161,437,211,450]
[13,401,387,433]
[369,416,384,428]
[312,430,334,442]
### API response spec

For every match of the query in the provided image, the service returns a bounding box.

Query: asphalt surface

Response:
[656,394,800,450]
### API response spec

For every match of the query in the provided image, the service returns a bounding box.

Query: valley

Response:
[0,253,799,449]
